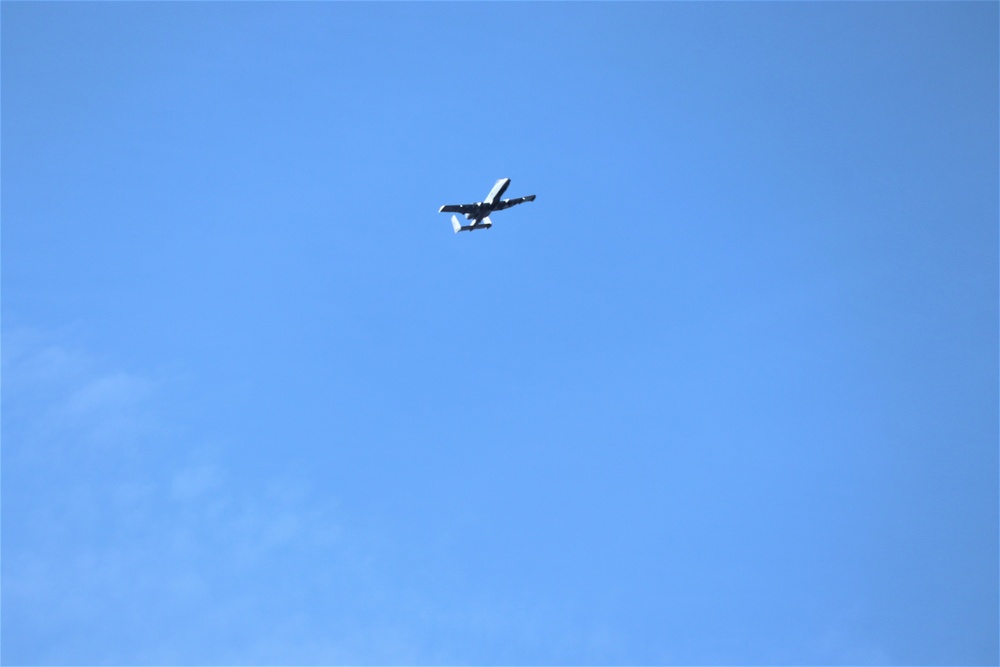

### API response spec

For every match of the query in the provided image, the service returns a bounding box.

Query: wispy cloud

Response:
[2,329,347,664]
[3,328,611,665]
[3,329,156,451]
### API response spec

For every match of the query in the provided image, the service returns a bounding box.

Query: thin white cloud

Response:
[2,328,346,663]
[3,329,157,450]
[169,463,222,501]
[4,327,607,664]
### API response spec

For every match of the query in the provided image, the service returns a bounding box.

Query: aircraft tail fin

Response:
[451,214,492,233]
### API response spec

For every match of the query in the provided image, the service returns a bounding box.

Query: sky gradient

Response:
[3,2,998,665]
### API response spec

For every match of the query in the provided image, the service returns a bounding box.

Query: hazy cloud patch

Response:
[4,327,617,664]
[3,328,158,451]
[2,328,350,663]
[169,463,223,501]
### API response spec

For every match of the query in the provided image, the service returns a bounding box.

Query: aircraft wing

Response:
[485,178,511,205]
[439,203,477,214]
[493,194,536,211]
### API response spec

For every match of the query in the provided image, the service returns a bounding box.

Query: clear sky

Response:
[2,2,997,665]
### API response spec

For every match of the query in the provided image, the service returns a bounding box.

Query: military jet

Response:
[439,178,536,233]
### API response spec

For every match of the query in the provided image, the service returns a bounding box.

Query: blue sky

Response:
[2,2,997,665]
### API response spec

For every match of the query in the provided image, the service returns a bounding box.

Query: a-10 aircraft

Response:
[439,178,536,233]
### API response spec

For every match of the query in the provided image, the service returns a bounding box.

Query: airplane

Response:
[439,178,536,233]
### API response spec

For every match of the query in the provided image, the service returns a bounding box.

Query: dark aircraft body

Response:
[439,178,536,233]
